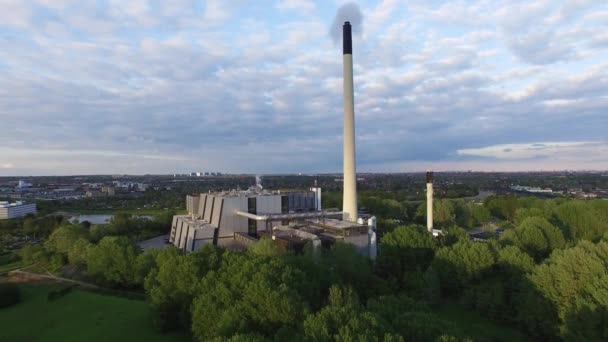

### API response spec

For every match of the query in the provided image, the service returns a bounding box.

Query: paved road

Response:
[138,234,171,250]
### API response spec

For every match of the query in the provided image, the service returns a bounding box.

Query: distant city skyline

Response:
[1,0,607,176]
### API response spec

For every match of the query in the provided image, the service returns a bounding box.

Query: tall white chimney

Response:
[342,21,357,222]
[426,171,433,233]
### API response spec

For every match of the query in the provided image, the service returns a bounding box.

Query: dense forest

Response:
[2,194,608,341]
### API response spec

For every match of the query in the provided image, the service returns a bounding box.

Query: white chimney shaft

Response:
[342,21,357,222]
[426,171,433,232]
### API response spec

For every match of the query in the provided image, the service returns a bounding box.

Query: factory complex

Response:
[169,22,381,258]
[169,22,438,257]
[170,187,377,257]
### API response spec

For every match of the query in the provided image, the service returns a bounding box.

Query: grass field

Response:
[0,261,24,274]
[0,283,189,342]
[435,302,528,341]
[0,253,23,274]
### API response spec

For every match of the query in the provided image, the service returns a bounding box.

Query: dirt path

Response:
[6,269,145,298]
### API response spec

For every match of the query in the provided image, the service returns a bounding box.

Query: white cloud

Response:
[0,0,32,28]
[457,141,608,160]
[0,0,607,175]
[276,0,316,14]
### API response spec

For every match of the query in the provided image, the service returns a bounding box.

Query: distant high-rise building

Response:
[18,180,32,189]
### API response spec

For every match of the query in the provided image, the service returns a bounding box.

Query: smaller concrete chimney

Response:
[426,171,433,233]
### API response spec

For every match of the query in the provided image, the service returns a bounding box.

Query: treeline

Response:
[33,177,256,215]
[323,191,492,237]
[23,234,475,341]
[8,195,608,340]
[16,212,173,272]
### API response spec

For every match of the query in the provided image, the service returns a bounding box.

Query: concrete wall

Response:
[256,195,281,232]
[210,197,223,227]
[186,195,200,215]
[171,216,217,252]
[170,216,179,243]
[203,195,214,222]
[198,194,208,218]
[218,196,247,237]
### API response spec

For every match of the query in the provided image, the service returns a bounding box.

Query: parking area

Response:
[138,235,170,250]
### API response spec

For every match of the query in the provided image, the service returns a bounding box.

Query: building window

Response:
[248,218,257,237]
[248,197,257,214]
[281,196,289,213]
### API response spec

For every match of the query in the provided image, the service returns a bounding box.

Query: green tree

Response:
[366,293,465,341]
[19,244,63,272]
[553,201,608,242]
[497,245,535,274]
[134,247,161,285]
[145,245,222,332]
[513,207,545,226]
[517,241,608,339]
[22,217,37,238]
[416,200,456,228]
[461,276,509,322]
[109,212,135,235]
[484,196,519,221]
[453,201,473,229]
[431,241,496,294]
[377,225,437,284]
[87,236,139,287]
[67,238,91,267]
[440,226,469,247]
[320,242,375,299]
[563,274,608,341]
[303,286,401,342]
[362,197,407,220]
[470,204,491,226]
[191,251,312,340]
[45,224,88,256]
[323,192,342,210]
[249,237,285,257]
[501,217,565,260]
[88,225,107,243]
[589,200,608,223]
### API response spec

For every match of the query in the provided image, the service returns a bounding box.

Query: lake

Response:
[74,214,153,225]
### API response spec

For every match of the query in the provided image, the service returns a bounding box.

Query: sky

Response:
[1,0,607,175]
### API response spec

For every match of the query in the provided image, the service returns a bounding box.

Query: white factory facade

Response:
[0,201,37,219]
[170,187,377,258]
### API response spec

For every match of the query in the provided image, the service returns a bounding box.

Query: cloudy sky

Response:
[1,0,607,175]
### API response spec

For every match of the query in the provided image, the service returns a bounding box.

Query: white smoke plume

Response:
[330,2,363,45]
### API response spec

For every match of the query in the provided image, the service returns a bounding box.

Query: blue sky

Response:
[1,0,607,175]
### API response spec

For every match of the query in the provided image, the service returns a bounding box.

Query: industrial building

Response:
[0,201,37,219]
[170,187,377,257]
[169,21,378,258]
